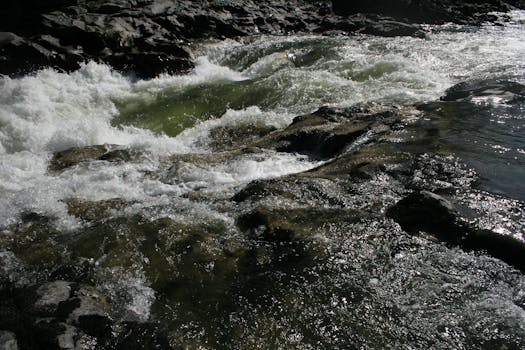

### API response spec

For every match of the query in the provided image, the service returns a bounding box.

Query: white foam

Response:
[243,52,295,77]
[0,57,256,228]
[0,57,246,156]
[177,106,293,151]
[163,151,323,190]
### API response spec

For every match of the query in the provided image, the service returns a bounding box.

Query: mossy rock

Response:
[49,144,143,172]
[69,215,244,290]
[65,198,130,222]
[208,122,277,152]
[237,206,363,242]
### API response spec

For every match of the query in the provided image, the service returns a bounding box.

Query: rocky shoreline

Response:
[1,0,524,78]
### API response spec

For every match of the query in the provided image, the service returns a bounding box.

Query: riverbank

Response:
[1,0,524,77]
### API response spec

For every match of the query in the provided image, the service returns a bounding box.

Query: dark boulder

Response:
[388,191,525,273]
[254,106,375,159]
[386,190,465,244]
[57,286,113,338]
[462,228,525,273]
[332,0,523,24]
[0,0,79,34]
[440,79,525,103]
[105,51,194,79]
[0,32,56,76]
[48,144,145,172]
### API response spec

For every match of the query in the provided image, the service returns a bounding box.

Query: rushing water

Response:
[1,11,525,349]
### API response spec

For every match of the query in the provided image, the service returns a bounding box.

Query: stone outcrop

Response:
[1,0,522,77]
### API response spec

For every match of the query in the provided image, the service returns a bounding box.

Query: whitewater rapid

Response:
[0,11,524,231]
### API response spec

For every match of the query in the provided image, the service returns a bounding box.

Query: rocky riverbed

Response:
[1,1,525,349]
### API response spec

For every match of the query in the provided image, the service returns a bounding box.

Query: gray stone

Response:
[0,331,18,350]
[34,281,72,315]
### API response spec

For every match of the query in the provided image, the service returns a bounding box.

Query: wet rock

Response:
[3,0,522,77]
[208,122,278,152]
[0,331,18,350]
[49,261,95,284]
[291,105,371,127]
[112,322,172,350]
[65,198,129,222]
[386,190,465,244]
[68,215,240,292]
[0,32,56,76]
[232,180,277,203]
[49,144,143,171]
[57,286,112,338]
[349,162,388,180]
[49,144,117,171]
[0,0,78,34]
[238,206,361,241]
[440,79,525,103]
[33,281,73,315]
[462,229,525,273]
[254,107,376,159]
[6,214,65,271]
[0,0,333,77]
[275,126,368,159]
[2,0,523,77]
[105,51,194,79]
[388,191,525,273]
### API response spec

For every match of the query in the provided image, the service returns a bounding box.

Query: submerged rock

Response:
[388,191,525,273]
[49,144,142,172]
[111,322,172,350]
[440,79,525,103]
[239,206,364,239]
[386,190,465,244]
[65,198,129,222]
[57,286,113,338]
[252,106,388,159]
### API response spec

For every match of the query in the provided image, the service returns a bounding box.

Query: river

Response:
[1,10,524,349]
